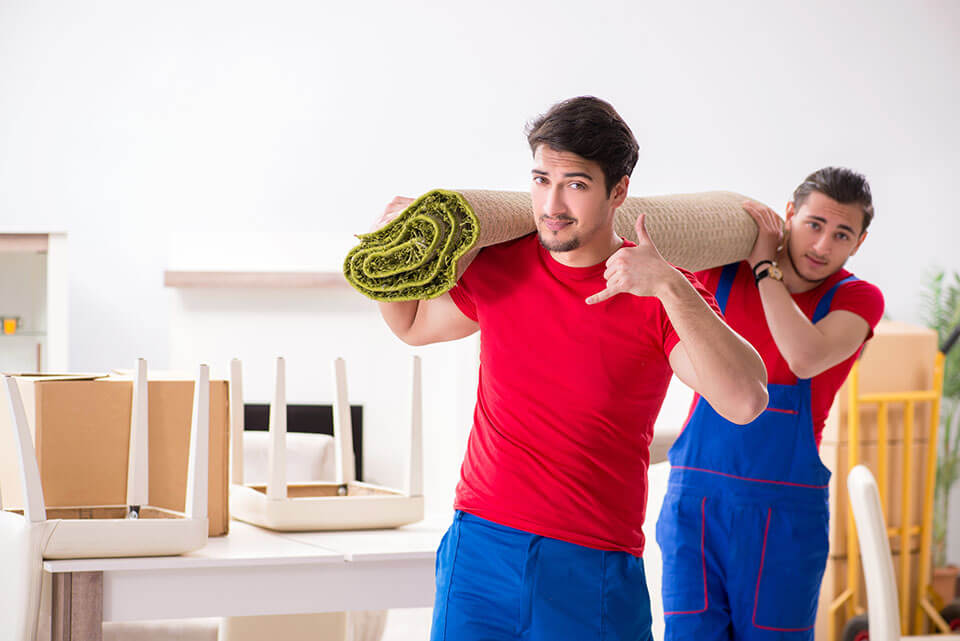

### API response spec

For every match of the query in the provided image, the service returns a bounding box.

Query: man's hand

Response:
[586,213,677,305]
[369,196,415,233]
[743,201,784,269]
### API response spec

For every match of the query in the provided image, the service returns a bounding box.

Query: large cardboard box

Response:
[820,320,938,444]
[0,372,229,536]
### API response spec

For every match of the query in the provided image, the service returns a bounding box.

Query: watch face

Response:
[769,265,784,280]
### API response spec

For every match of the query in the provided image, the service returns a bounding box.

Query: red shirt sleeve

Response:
[448,259,479,322]
[662,268,725,356]
[828,279,885,340]
[448,283,477,321]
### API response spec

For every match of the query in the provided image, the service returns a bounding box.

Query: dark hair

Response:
[792,166,875,234]
[525,96,639,196]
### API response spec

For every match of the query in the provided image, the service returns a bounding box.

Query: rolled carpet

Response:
[344,189,757,301]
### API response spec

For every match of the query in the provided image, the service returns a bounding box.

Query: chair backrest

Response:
[847,465,900,641]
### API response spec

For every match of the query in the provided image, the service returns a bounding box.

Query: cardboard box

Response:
[0,372,229,536]
[821,320,938,444]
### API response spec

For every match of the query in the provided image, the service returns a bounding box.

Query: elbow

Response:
[786,356,820,380]
[398,333,429,347]
[712,380,768,425]
[743,384,769,425]
[724,384,768,426]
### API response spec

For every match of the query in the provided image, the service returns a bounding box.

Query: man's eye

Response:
[533,176,546,184]
[569,182,585,190]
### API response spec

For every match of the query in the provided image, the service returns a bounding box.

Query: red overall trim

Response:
[664,497,708,615]
[765,407,799,415]
[752,508,816,632]
[672,466,829,489]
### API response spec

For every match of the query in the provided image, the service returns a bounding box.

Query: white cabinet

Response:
[0,233,68,372]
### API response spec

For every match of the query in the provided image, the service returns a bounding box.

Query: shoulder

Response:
[465,232,537,272]
[834,271,884,304]
[828,270,885,327]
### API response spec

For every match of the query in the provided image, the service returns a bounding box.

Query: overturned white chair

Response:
[222,356,423,641]
[847,465,946,640]
[229,356,424,531]
[0,360,210,641]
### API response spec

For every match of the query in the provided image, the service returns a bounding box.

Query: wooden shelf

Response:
[0,234,48,252]
[163,271,349,289]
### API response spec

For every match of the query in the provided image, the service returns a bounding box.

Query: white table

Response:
[42,516,449,640]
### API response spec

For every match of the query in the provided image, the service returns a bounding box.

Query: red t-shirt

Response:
[692,262,884,446]
[448,233,721,556]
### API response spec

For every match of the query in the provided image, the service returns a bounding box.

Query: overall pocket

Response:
[752,507,829,631]
[657,495,709,615]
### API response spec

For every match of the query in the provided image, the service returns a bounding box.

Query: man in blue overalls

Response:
[657,167,884,640]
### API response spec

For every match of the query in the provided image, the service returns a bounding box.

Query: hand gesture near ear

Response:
[586,213,676,305]
[742,201,785,268]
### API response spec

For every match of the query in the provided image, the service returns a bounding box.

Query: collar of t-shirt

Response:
[538,237,635,282]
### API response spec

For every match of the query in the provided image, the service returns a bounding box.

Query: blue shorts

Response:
[430,511,653,641]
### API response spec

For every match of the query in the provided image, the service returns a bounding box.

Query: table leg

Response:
[52,572,103,641]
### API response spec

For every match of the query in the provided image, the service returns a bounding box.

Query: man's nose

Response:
[544,186,566,216]
[812,234,832,256]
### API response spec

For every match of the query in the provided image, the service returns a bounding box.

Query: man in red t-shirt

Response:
[657,167,884,641]
[374,96,768,641]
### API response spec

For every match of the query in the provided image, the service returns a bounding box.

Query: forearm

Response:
[755,278,829,377]
[659,271,767,420]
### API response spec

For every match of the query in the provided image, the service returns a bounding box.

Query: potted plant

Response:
[921,268,960,622]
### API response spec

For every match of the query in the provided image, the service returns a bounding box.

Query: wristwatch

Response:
[753,260,783,286]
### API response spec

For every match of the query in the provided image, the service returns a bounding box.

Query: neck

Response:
[550,230,623,267]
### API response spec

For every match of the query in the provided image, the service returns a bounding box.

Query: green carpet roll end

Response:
[344,189,481,301]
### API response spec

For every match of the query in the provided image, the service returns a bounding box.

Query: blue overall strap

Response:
[714,262,741,314]
[811,275,859,324]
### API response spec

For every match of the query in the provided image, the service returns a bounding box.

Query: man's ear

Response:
[610,175,629,208]
[783,200,796,231]
[850,231,869,257]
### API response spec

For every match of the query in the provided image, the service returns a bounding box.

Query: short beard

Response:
[538,232,580,253]
[786,244,829,285]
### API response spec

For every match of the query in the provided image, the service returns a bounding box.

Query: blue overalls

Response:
[657,262,857,641]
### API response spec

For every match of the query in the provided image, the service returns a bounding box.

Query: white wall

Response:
[1,0,959,554]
